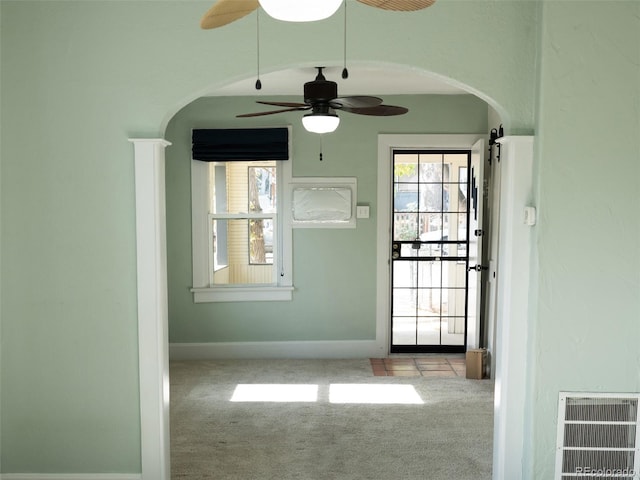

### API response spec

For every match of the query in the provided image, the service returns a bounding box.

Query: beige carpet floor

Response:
[170,358,494,480]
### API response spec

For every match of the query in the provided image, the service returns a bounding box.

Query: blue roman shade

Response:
[192,128,289,161]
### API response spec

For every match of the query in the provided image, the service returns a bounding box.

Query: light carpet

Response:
[170,359,494,480]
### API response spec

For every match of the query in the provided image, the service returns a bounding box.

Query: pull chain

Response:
[255,9,262,90]
[319,135,323,162]
[342,1,349,79]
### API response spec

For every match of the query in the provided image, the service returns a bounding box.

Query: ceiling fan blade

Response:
[356,0,436,11]
[257,101,308,108]
[200,0,259,29]
[330,96,383,109]
[237,106,311,118]
[341,104,409,116]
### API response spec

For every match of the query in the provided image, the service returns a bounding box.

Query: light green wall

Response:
[165,94,488,343]
[9,0,622,476]
[531,2,640,478]
[0,1,3,473]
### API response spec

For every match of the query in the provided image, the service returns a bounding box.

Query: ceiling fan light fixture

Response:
[302,113,340,134]
[258,0,343,22]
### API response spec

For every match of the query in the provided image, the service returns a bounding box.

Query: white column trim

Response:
[491,135,535,480]
[129,138,171,480]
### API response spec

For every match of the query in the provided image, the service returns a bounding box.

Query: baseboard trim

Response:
[169,340,384,360]
[0,475,141,480]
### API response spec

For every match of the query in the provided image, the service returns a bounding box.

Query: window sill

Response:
[190,285,294,303]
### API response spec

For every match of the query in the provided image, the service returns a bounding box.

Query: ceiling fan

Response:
[237,67,408,134]
[201,0,436,29]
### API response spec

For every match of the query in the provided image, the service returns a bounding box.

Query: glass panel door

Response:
[391,151,470,353]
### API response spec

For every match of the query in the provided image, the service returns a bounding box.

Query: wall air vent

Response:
[556,392,640,479]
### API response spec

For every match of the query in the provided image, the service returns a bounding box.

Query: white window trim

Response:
[190,129,294,302]
[191,285,294,303]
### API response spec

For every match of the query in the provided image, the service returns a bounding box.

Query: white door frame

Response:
[490,135,535,480]
[376,134,535,480]
[375,134,486,353]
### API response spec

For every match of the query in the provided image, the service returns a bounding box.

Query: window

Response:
[210,162,277,284]
[190,130,293,303]
[247,166,276,265]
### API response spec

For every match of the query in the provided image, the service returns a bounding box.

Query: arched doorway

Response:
[132,63,533,480]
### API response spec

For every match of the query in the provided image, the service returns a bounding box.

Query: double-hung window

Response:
[190,128,293,302]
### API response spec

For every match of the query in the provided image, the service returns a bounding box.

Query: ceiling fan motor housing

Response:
[304,79,338,106]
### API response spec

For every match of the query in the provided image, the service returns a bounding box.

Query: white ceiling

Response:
[209,65,467,97]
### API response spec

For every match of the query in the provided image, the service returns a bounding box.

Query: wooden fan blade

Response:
[357,0,435,11]
[257,101,308,108]
[341,104,409,116]
[200,0,259,29]
[237,107,310,118]
[330,96,383,109]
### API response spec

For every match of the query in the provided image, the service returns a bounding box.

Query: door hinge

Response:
[474,229,485,237]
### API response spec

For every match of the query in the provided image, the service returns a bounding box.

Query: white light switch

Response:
[524,206,537,226]
[356,205,370,219]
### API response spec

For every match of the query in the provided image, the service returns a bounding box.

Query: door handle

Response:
[468,265,488,272]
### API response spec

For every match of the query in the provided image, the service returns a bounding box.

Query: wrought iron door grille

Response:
[390,150,470,353]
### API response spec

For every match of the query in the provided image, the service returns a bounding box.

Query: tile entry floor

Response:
[370,355,466,377]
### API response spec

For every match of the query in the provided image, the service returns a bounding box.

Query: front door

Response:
[390,150,471,353]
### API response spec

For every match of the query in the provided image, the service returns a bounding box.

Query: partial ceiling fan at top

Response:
[200,0,436,29]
